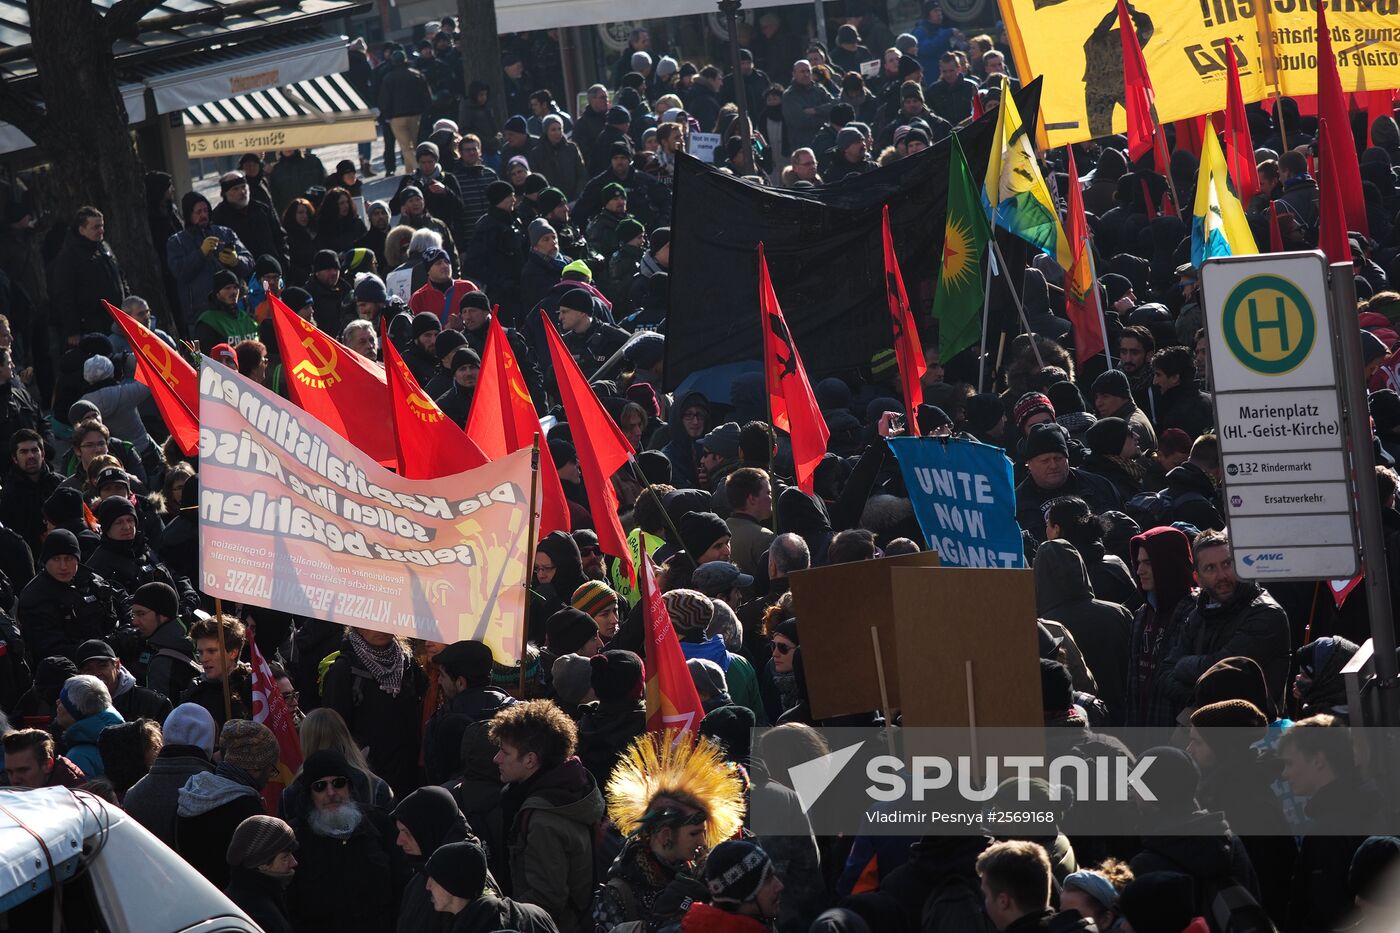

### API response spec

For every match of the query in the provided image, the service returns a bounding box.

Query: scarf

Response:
[347,629,406,697]
[1106,454,1146,483]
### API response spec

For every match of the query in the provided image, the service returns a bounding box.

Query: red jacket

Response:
[681,903,772,933]
[408,278,480,326]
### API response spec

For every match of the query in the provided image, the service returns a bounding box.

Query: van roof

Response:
[0,787,104,909]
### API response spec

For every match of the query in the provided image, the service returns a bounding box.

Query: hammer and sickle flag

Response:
[269,295,397,467]
[383,335,488,479]
[103,300,199,455]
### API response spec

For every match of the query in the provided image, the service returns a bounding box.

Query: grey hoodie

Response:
[176,770,260,817]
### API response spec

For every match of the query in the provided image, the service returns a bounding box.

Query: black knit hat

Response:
[537,187,567,214]
[705,840,774,907]
[545,608,599,654]
[226,815,297,868]
[1091,369,1133,401]
[41,528,80,562]
[700,704,755,762]
[133,581,180,620]
[450,347,481,372]
[255,254,282,278]
[1137,746,1199,808]
[435,640,495,682]
[680,510,729,560]
[559,287,594,314]
[96,496,136,537]
[425,840,488,899]
[411,311,441,339]
[280,286,312,313]
[1085,417,1131,457]
[487,180,514,206]
[312,249,339,273]
[590,649,643,701]
[1023,422,1069,460]
[434,329,468,358]
[44,487,86,525]
[459,290,491,312]
[300,749,353,788]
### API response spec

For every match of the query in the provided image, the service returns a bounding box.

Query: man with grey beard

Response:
[287,750,408,933]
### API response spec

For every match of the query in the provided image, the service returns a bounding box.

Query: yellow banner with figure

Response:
[998,0,1400,148]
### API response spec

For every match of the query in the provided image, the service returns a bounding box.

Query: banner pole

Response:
[977,245,995,393]
[989,239,1044,368]
[870,626,896,758]
[520,433,541,698]
[1084,233,1113,372]
[628,457,689,558]
[214,597,232,724]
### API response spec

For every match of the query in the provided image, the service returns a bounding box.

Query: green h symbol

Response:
[1246,296,1291,354]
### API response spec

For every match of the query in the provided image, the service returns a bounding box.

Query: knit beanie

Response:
[1085,417,1131,457]
[312,249,339,273]
[83,355,115,385]
[354,273,388,304]
[545,608,599,655]
[773,619,799,646]
[571,580,618,617]
[45,487,87,526]
[527,218,556,247]
[411,311,441,339]
[559,287,594,315]
[220,720,280,773]
[963,393,1005,436]
[663,588,715,636]
[617,217,645,244]
[1100,273,1134,304]
[537,187,567,214]
[96,494,136,531]
[434,329,468,359]
[41,529,81,562]
[486,180,514,206]
[590,649,644,701]
[134,581,180,620]
[425,841,489,899]
[1040,658,1073,712]
[459,290,491,313]
[700,704,755,762]
[551,654,595,705]
[1012,392,1055,430]
[1137,746,1199,808]
[1091,369,1133,401]
[705,840,774,908]
[1190,698,1267,733]
[226,815,297,868]
[1349,835,1400,901]
[449,348,480,372]
[300,749,353,787]
[1023,422,1070,460]
[1045,380,1087,416]
[280,286,312,313]
[602,182,626,202]
[163,702,216,755]
[680,510,729,560]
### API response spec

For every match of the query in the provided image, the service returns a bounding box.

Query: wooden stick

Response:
[214,597,232,725]
[965,659,979,768]
[520,434,541,698]
[977,246,995,393]
[871,626,896,757]
[989,239,1044,369]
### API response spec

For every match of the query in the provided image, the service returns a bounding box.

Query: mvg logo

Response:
[1241,553,1284,567]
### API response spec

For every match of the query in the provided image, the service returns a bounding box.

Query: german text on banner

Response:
[197,359,532,660]
[888,436,1026,569]
[998,0,1400,147]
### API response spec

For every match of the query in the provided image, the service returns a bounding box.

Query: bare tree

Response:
[0,0,169,327]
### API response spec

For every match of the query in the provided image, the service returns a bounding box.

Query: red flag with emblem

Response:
[467,313,570,536]
[1317,2,1369,236]
[640,552,704,735]
[540,312,634,580]
[103,300,199,455]
[269,295,397,466]
[1223,39,1259,207]
[759,244,829,494]
[383,335,487,479]
[249,639,302,815]
[1117,0,1157,162]
[1064,147,1105,365]
[881,207,925,431]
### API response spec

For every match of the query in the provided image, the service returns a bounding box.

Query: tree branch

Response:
[0,77,46,143]
[103,0,167,40]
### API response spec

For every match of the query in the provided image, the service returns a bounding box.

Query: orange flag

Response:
[249,639,302,815]
[640,553,704,735]
[269,296,397,466]
[1222,39,1259,208]
[467,314,571,536]
[1063,147,1105,366]
[103,300,199,455]
[1117,0,1157,163]
[383,336,488,479]
[539,312,634,579]
[1317,118,1354,265]
[759,244,829,494]
[881,206,925,432]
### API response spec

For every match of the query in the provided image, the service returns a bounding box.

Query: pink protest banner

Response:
[198,359,533,661]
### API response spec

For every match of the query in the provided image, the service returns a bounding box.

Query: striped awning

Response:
[182,72,376,158]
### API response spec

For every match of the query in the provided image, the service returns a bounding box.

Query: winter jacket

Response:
[48,229,124,338]
[1035,540,1134,722]
[1160,581,1291,714]
[321,647,427,797]
[1286,775,1385,933]
[18,566,127,666]
[880,834,994,933]
[123,746,213,846]
[179,666,253,731]
[109,665,172,723]
[520,249,567,317]
[435,381,474,430]
[60,705,123,776]
[1016,468,1122,541]
[305,275,352,335]
[422,685,516,785]
[1103,397,1158,452]
[1079,451,1143,503]
[528,138,588,199]
[926,76,980,124]
[0,384,51,465]
[1155,383,1214,439]
[1126,528,1198,728]
[289,805,407,933]
[678,636,767,725]
[503,757,605,933]
[1130,809,1263,930]
[1161,462,1224,531]
[573,167,672,233]
[0,611,29,711]
[452,896,558,933]
[463,207,527,318]
[448,163,499,234]
[176,767,267,888]
[166,225,254,325]
[86,535,182,609]
[391,170,464,240]
[377,63,431,119]
[575,697,645,788]
[267,152,326,215]
[0,463,61,556]
[139,618,201,705]
[211,199,288,271]
[781,82,834,151]
[727,512,776,580]
[224,867,295,933]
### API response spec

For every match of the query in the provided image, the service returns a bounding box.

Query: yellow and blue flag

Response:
[1191,129,1257,267]
[982,93,1073,271]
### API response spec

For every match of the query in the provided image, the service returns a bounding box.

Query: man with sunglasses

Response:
[572,529,607,581]
[288,749,407,933]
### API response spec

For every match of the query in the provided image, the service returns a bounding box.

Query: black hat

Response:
[705,840,773,908]
[635,449,672,484]
[133,581,179,620]
[700,704,756,762]
[1085,417,1131,457]
[425,841,488,900]
[522,173,550,195]
[280,286,312,313]
[590,649,644,701]
[773,619,799,646]
[434,329,468,359]
[649,227,671,255]
[76,638,117,666]
[1045,380,1087,416]
[503,114,528,133]
[1137,746,1199,808]
[1040,658,1073,712]
[537,187,567,214]
[1100,273,1134,304]
[255,254,282,278]
[1349,835,1400,901]
[312,249,339,273]
[606,104,631,126]
[1090,369,1133,401]
[680,510,729,560]
[548,438,577,468]
[738,48,754,63]
[559,287,594,315]
[94,467,131,494]
[41,528,81,562]
[44,487,86,525]
[916,404,952,435]
[415,140,439,159]
[1023,422,1069,460]
[459,290,491,312]
[96,494,136,531]
[435,640,496,682]
[411,311,442,339]
[963,393,1005,436]
[486,180,515,206]
[449,347,481,372]
[210,268,240,295]
[545,608,599,654]
[300,749,353,787]
[1035,621,1062,659]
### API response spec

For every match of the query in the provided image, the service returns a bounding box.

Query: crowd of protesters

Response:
[4,2,1400,932]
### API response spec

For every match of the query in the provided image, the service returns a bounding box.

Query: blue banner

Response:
[888,436,1027,568]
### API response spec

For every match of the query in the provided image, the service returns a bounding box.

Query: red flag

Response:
[1222,39,1259,207]
[639,553,704,735]
[249,639,303,815]
[1063,147,1105,365]
[103,300,199,455]
[467,314,570,537]
[1159,190,1178,218]
[269,296,397,466]
[539,313,634,579]
[881,207,925,431]
[1331,573,1364,610]
[1318,118,1355,264]
[382,335,487,479]
[1269,201,1285,253]
[1117,0,1157,162]
[1317,4,1369,235]
[1366,91,1395,147]
[971,89,985,121]
[758,244,830,494]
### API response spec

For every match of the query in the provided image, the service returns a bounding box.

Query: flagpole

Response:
[214,597,233,724]
[977,245,995,393]
[520,433,541,698]
[1083,235,1112,373]
[1152,120,1183,216]
[627,456,690,558]
[989,239,1044,369]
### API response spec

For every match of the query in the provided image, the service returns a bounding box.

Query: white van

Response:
[0,786,262,932]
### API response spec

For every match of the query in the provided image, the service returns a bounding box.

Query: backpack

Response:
[1123,488,1208,530]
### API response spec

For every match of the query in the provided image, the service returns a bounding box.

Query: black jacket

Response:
[1015,468,1121,541]
[139,618,200,705]
[288,805,408,933]
[305,275,351,335]
[451,896,558,933]
[575,697,646,788]
[1163,462,1224,531]
[112,679,172,723]
[18,565,128,666]
[422,685,516,785]
[48,229,124,338]
[211,199,288,271]
[1286,775,1385,933]
[434,382,475,431]
[377,63,431,119]
[179,665,253,731]
[1155,382,1214,438]
[463,208,526,318]
[1161,580,1291,714]
[560,318,629,376]
[0,463,62,557]
[225,867,295,933]
[322,647,428,797]
[401,340,440,388]
[573,167,672,233]
[1130,809,1263,923]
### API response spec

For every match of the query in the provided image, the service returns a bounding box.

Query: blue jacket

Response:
[165,225,254,327]
[63,706,124,777]
[913,21,957,76]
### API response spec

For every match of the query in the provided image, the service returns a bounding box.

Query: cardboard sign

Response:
[688,132,721,164]
[790,551,940,720]
[859,59,881,79]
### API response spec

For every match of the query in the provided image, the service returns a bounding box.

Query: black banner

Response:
[665,79,1044,391]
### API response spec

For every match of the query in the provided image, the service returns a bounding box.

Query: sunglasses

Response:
[311,777,349,793]
[579,545,601,556]
[772,641,794,655]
